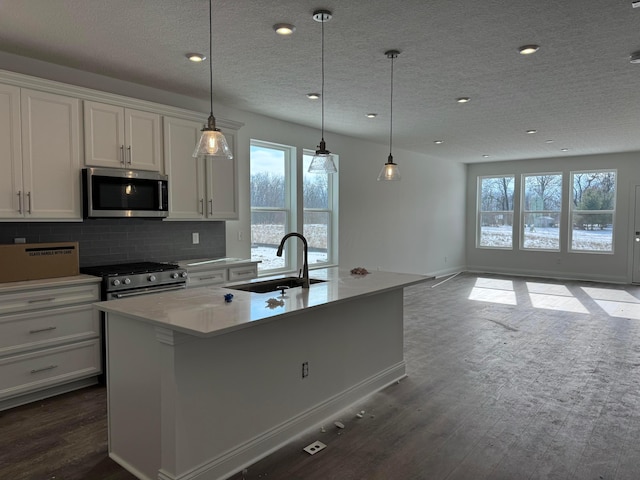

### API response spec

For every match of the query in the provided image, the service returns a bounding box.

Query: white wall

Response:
[2,51,467,277]
[466,152,640,283]
[219,105,467,277]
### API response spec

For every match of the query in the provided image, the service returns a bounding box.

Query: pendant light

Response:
[378,50,401,181]
[308,9,337,174]
[193,0,233,160]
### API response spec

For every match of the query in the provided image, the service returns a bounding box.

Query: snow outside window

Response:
[569,170,616,253]
[521,173,562,251]
[477,175,515,249]
[250,141,292,273]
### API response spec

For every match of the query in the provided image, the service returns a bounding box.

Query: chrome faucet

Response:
[276,232,310,288]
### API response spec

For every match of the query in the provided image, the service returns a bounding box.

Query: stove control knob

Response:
[112,279,121,287]
[170,272,179,279]
[123,278,131,285]
[148,274,157,282]
[180,272,188,278]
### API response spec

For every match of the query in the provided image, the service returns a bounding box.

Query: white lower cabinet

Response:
[182,262,259,288]
[187,267,227,288]
[0,277,101,411]
[228,264,259,282]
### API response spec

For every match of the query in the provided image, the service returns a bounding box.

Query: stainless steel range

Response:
[81,261,188,300]
[80,261,187,384]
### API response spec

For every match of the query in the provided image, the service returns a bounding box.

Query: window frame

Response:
[476,175,515,250]
[302,150,339,268]
[568,169,617,254]
[520,172,563,252]
[250,140,295,275]
[250,140,339,276]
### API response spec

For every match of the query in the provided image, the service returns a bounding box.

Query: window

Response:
[303,152,337,266]
[250,141,291,273]
[250,141,338,275]
[477,175,515,248]
[521,173,562,251]
[570,170,616,253]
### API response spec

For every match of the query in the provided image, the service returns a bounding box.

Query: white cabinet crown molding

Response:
[0,69,244,131]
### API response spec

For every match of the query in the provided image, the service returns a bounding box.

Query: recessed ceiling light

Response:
[519,45,540,55]
[482,154,490,158]
[365,113,378,118]
[457,97,470,103]
[545,139,554,143]
[274,23,296,35]
[434,140,444,144]
[186,53,206,62]
[561,148,569,152]
[307,93,320,100]
[630,51,640,63]
[526,129,537,134]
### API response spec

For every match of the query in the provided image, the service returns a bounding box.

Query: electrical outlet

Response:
[302,361,309,378]
[238,231,243,241]
[192,232,199,244]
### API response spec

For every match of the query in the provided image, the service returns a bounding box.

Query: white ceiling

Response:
[1,0,640,163]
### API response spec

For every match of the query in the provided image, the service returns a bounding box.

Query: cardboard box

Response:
[0,242,80,283]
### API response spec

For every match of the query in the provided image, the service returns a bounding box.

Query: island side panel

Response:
[107,288,405,480]
[106,314,162,480]
[168,288,405,478]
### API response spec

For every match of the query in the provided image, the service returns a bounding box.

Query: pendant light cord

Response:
[389,53,394,157]
[320,14,325,141]
[208,0,214,117]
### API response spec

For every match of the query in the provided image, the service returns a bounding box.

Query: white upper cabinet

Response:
[84,101,162,172]
[0,85,82,220]
[163,116,238,220]
[0,84,22,219]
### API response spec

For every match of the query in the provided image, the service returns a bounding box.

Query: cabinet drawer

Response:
[0,283,100,316]
[0,339,101,400]
[0,304,100,356]
[228,265,258,282]
[188,269,227,287]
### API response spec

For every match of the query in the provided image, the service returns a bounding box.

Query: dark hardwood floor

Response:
[3,273,640,480]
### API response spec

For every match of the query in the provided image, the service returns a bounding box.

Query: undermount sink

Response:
[227,277,326,294]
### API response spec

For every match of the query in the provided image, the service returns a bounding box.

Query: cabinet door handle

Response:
[208,199,213,215]
[17,190,22,214]
[27,191,32,214]
[234,270,255,276]
[127,145,132,164]
[29,326,58,334]
[30,364,58,374]
[27,297,56,304]
[199,199,204,215]
[120,145,125,164]
[199,275,222,281]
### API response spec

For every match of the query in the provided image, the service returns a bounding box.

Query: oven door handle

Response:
[110,284,186,299]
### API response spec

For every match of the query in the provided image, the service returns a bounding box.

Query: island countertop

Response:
[94,267,429,338]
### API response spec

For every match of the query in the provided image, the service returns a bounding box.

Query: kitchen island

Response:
[96,267,428,480]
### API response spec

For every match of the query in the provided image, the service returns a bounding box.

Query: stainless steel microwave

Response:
[82,167,169,218]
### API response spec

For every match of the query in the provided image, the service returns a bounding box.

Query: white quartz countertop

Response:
[94,268,429,338]
[176,257,259,271]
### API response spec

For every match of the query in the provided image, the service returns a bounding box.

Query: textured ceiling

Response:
[1,0,640,163]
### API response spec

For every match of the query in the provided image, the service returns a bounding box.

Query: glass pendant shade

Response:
[308,138,337,173]
[379,50,401,181]
[308,9,336,175]
[377,154,401,181]
[193,0,232,161]
[193,115,233,159]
